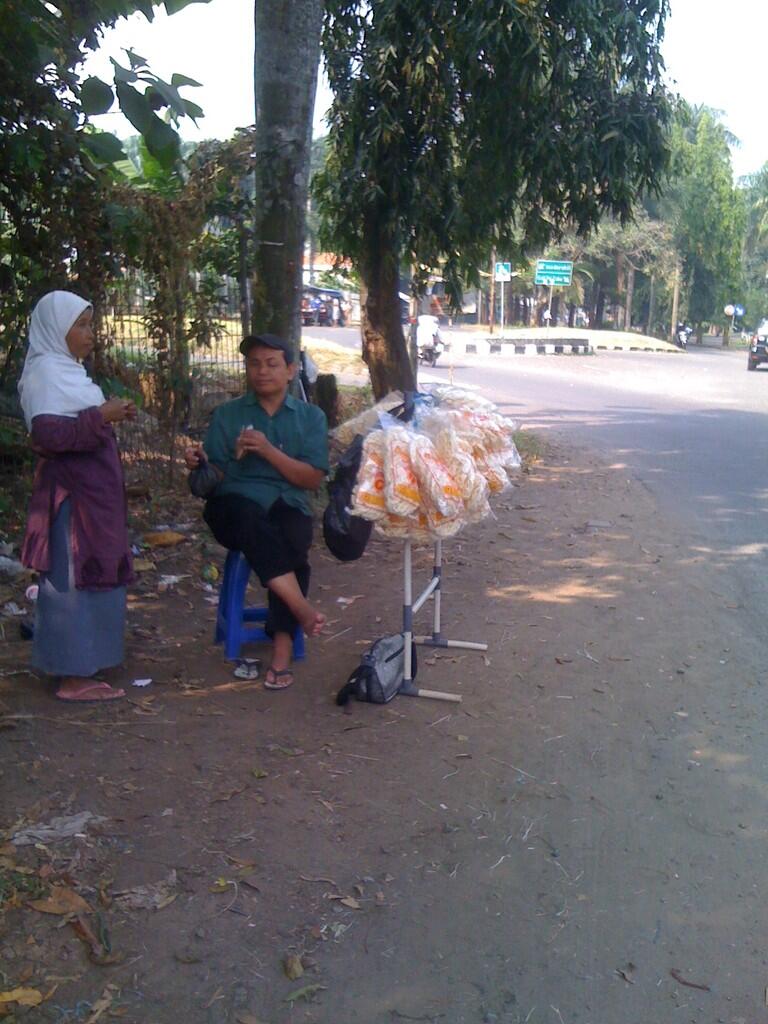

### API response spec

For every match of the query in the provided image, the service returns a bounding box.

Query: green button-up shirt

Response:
[204,392,329,516]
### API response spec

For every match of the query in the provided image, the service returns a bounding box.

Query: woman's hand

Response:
[100,397,137,423]
[184,443,205,470]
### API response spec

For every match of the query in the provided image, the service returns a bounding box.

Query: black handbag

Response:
[335,634,417,705]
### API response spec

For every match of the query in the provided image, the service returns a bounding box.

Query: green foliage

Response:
[316,0,671,393]
[741,164,768,327]
[0,0,209,391]
[661,105,745,327]
[99,132,255,426]
[317,0,671,305]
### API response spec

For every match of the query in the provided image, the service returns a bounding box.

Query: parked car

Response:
[748,319,768,371]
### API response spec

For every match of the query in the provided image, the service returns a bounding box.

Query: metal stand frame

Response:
[400,539,487,702]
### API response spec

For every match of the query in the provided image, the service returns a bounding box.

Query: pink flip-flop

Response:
[56,681,125,703]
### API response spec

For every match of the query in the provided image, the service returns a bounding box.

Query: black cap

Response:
[239,333,295,363]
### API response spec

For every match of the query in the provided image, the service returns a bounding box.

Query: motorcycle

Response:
[416,315,445,366]
[418,331,445,366]
[675,323,692,349]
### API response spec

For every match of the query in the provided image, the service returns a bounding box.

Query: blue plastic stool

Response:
[214,550,306,662]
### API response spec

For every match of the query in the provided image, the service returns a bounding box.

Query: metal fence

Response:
[100,271,249,482]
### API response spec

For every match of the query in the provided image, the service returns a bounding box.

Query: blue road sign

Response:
[494,261,512,282]
[734,304,745,317]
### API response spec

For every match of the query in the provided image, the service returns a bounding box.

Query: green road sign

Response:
[535,259,573,287]
[494,261,512,282]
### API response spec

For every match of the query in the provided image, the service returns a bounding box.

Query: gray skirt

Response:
[31,499,126,677]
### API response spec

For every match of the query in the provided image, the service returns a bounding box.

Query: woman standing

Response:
[18,291,137,702]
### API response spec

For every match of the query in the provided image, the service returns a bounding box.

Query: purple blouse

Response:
[21,407,134,590]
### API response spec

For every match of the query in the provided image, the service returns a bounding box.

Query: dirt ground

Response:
[1,435,765,1024]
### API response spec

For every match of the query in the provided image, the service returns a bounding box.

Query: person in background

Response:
[18,291,137,702]
[185,333,328,690]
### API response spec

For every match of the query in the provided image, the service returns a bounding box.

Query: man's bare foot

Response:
[300,610,326,637]
[270,632,293,673]
[56,677,125,702]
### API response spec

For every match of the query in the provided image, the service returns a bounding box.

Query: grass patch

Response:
[336,383,374,424]
[303,336,367,377]
[0,867,48,907]
[514,429,544,470]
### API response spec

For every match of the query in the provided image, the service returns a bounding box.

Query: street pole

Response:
[548,283,554,326]
[489,249,496,335]
[500,278,505,334]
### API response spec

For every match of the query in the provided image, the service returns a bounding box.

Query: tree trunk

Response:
[360,214,415,399]
[669,259,681,344]
[615,253,625,329]
[252,0,323,355]
[647,273,656,336]
[595,285,605,329]
[625,263,635,332]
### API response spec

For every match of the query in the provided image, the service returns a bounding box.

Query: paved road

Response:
[310,328,767,552]
[424,344,768,615]
[311,324,768,624]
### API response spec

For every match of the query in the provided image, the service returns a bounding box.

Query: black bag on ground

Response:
[336,633,417,706]
[323,433,373,562]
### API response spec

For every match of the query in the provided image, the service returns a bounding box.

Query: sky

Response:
[83,0,768,181]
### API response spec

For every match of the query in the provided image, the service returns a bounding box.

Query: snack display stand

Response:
[399,537,487,702]
[340,385,520,705]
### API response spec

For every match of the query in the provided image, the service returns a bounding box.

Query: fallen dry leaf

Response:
[284,983,326,1004]
[113,870,177,910]
[225,855,258,870]
[339,896,361,909]
[28,886,91,916]
[0,987,44,1006]
[204,986,224,1009]
[83,984,116,1023]
[212,785,246,803]
[616,962,636,985]
[142,530,186,548]
[283,954,304,980]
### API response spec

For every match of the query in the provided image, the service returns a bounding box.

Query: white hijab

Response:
[18,290,106,430]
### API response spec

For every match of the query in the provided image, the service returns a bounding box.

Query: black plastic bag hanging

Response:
[322,433,373,561]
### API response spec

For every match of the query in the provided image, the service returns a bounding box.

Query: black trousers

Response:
[204,495,312,637]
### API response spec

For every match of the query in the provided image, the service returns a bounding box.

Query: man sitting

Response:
[185,333,328,690]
